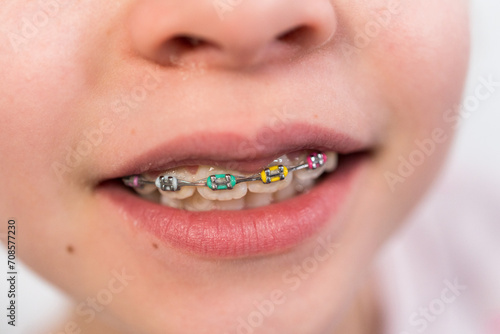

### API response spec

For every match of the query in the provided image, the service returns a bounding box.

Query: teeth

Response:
[247,172,293,193]
[286,151,308,166]
[184,192,216,212]
[294,165,325,181]
[198,182,248,201]
[161,186,195,200]
[293,152,336,181]
[130,150,339,211]
[245,192,274,209]
[247,155,293,193]
[153,166,198,182]
[270,154,291,166]
[215,198,245,211]
[325,152,338,172]
[273,183,297,202]
[135,183,157,195]
[160,196,184,210]
[156,167,197,199]
[196,166,248,201]
[293,175,315,193]
[141,190,161,203]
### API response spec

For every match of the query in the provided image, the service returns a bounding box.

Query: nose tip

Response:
[128,0,337,69]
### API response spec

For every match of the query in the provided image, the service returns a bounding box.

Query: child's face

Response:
[0,1,469,333]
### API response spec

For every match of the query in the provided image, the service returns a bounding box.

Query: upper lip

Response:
[98,122,371,182]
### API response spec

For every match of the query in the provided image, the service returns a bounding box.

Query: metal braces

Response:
[123,152,327,192]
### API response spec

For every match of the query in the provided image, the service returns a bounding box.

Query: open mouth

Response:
[96,125,372,258]
[121,151,337,211]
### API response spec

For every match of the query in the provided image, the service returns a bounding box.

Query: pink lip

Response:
[98,123,369,180]
[96,124,371,258]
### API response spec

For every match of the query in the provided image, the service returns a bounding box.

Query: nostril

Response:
[159,35,219,64]
[277,25,315,46]
[171,35,208,49]
[129,0,336,68]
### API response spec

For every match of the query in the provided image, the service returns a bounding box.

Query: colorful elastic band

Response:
[123,152,327,192]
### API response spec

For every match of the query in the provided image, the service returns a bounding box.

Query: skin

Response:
[0,1,469,333]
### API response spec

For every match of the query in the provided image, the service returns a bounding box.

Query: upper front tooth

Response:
[196,166,248,200]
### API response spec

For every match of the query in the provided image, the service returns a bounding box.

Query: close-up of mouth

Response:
[97,124,373,259]
[122,150,338,211]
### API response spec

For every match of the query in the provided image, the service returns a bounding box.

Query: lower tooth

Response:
[160,196,184,210]
[184,193,216,212]
[135,183,157,195]
[245,192,273,208]
[293,177,315,193]
[142,191,161,203]
[215,198,245,211]
[273,184,297,202]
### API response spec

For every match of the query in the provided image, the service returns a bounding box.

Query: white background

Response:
[1,0,499,333]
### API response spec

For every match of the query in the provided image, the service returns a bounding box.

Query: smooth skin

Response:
[0,1,469,333]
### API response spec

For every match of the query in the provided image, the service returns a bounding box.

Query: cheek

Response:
[341,0,470,238]
[0,4,101,265]
[369,0,470,137]
[0,2,110,200]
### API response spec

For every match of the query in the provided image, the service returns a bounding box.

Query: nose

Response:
[128,0,337,69]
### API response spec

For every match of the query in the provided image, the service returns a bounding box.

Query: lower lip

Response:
[98,154,368,258]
